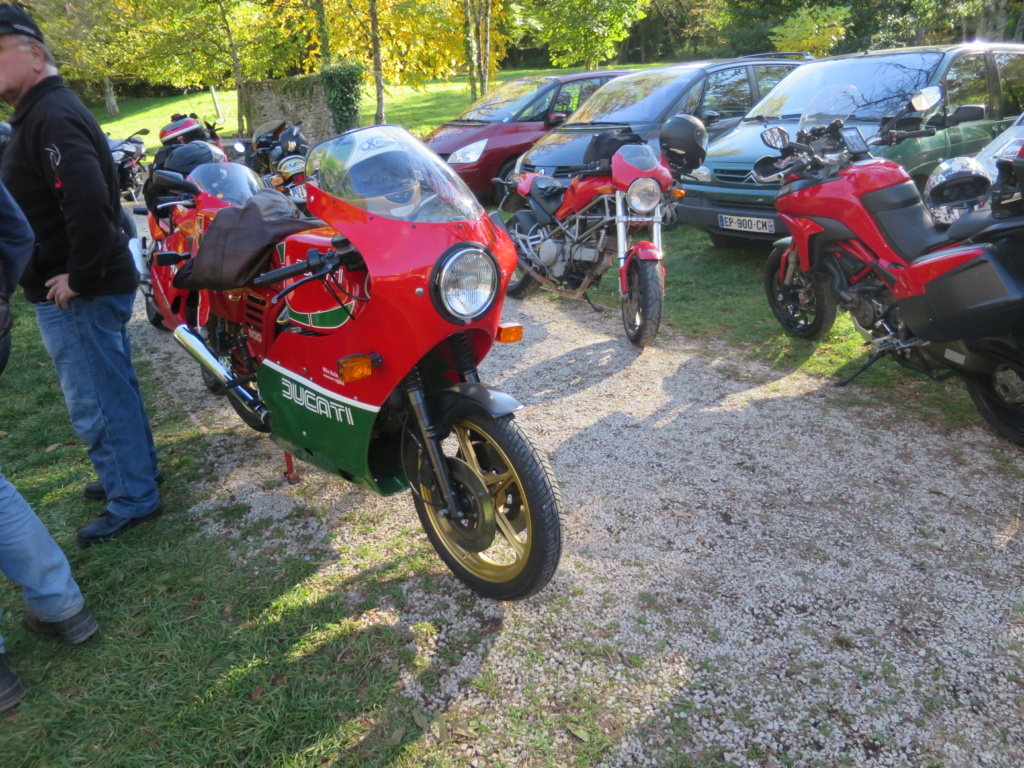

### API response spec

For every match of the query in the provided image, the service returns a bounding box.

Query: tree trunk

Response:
[473,0,485,95]
[215,0,246,136]
[314,0,332,67]
[463,0,477,102]
[1014,1,1024,41]
[481,0,491,94]
[103,75,119,117]
[369,0,385,124]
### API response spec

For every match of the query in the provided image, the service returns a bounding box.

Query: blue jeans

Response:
[0,468,83,655]
[35,293,160,519]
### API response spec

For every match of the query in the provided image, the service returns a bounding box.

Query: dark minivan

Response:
[425,71,626,200]
[680,43,1024,247]
[517,56,805,180]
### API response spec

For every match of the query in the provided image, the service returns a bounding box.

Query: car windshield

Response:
[189,163,261,205]
[306,125,483,222]
[748,52,943,122]
[456,77,559,122]
[567,68,699,125]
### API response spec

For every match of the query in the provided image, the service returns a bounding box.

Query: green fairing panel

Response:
[257,362,407,495]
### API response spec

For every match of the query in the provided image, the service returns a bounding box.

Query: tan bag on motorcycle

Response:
[174,189,324,290]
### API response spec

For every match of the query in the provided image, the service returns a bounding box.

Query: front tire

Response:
[621,259,664,347]
[964,366,1024,446]
[144,293,167,330]
[764,245,837,340]
[412,412,563,601]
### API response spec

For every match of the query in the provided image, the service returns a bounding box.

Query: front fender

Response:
[618,240,663,294]
[428,382,523,432]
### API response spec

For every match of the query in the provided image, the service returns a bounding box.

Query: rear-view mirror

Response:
[761,127,790,150]
[548,112,567,126]
[909,86,942,113]
[948,104,986,126]
[152,170,200,196]
[700,109,722,126]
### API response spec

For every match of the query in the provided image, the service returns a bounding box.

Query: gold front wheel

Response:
[412,412,563,601]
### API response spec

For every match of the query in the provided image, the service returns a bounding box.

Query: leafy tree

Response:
[527,0,649,68]
[769,6,851,57]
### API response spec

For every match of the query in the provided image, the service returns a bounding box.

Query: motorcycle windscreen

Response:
[189,163,262,205]
[305,125,484,223]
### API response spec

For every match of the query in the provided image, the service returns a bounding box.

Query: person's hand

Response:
[44,274,80,309]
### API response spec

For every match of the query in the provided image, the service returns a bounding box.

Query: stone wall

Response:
[239,76,337,145]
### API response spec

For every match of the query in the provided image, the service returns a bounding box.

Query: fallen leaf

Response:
[451,720,478,739]
[568,726,590,742]
[389,726,405,745]
[0,431,8,439]
[251,686,264,701]
[412,708,430,731]
[45,443,61,452]
[429,712,445,740]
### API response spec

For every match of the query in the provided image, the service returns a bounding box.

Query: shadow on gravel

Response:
[496,338,637,405]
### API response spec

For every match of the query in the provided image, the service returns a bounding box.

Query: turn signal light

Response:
[495,323,523,343]
[669,188,686,198]
[338,353,378,383]
[271,175,285,188]
[178,218,197,236]
[596,184,614,195]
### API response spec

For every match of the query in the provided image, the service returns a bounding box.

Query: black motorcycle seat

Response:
[529,177,566,217]
[946,209,1024,243]
[865,182,951,262]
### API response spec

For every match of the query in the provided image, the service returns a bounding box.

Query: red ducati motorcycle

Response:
[498,117,707,347]
[154,125,564,600]
[757,86,1024,445]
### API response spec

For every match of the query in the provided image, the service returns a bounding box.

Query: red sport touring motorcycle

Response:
[154,125,564,600]
[498,116,707,347]
[756,86,1024,445]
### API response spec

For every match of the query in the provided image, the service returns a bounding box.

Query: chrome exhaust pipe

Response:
[172,325,269,427]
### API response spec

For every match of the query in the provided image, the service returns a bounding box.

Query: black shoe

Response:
[84,471,165,502]
[25,606,98,645]
[0,655,26,712]
[77,506,164,548]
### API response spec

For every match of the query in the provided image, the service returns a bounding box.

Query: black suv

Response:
[516,55,808,180]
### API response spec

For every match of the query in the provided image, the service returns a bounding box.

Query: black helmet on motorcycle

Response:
[924,157,992,227]
[163,141,222,177]
[279,124,308,156]
[659,114,708,174]
[342,141,423,219]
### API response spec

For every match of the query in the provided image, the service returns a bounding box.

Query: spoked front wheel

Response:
[412,412,563,601]
[764,244,837,340]
[621,259,664,347]
[964,365,1024,446]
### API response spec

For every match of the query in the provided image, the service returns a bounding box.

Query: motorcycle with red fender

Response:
[498,116,707,347]
[159,125,564,600]
[757,85,1024,445]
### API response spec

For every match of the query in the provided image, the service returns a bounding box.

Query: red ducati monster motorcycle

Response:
[151,125,564,600]
[498,117,707,347]
[757,85,1024,445]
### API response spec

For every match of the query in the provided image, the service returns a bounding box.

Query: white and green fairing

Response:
[257,360,407,495]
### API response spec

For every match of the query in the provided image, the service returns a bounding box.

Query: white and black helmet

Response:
[924,156,993,227]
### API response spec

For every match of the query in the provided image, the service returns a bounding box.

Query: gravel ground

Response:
[131,285,1024,768]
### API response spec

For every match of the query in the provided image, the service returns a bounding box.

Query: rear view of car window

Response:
[754,65,793,96]
[703,68,752,118]
[995,53,1024,116]
[567,68,700,125]
[748,52,943,122]
[945,54,992,117]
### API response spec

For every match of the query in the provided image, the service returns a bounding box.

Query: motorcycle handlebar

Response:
[252,259,312,287]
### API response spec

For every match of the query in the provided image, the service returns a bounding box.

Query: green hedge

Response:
[320,63,364,132]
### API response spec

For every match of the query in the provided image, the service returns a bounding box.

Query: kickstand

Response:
[833,349,886,387]
[583,292,604,312]
[283,452,301,484]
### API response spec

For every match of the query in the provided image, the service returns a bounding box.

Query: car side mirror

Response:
[700,109,722,126]
[152,170,200,195]
[948,104,985,126]
[909,86,942,113]
[548,112,568,126]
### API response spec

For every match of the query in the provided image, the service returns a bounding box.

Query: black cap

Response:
[0,4,43,44]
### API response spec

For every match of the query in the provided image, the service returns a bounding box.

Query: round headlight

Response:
[435,246,499,322]
[111,150,125,163]
[626,177,662,214]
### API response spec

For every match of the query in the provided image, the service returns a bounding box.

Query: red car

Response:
[425,70,628,200]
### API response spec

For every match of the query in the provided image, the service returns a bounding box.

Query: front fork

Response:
[401,334,482,519]
[616,191,663,295]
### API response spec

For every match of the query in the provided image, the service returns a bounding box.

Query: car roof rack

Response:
[741,52,816,61]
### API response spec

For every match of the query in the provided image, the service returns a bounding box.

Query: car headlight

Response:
[691,164,713,183]
[433,245,499,322]
[448,139,488,165]
[626,177,662,214]
[111,150,125,163]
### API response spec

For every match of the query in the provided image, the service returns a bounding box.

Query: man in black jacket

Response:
[0,5,162,547]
